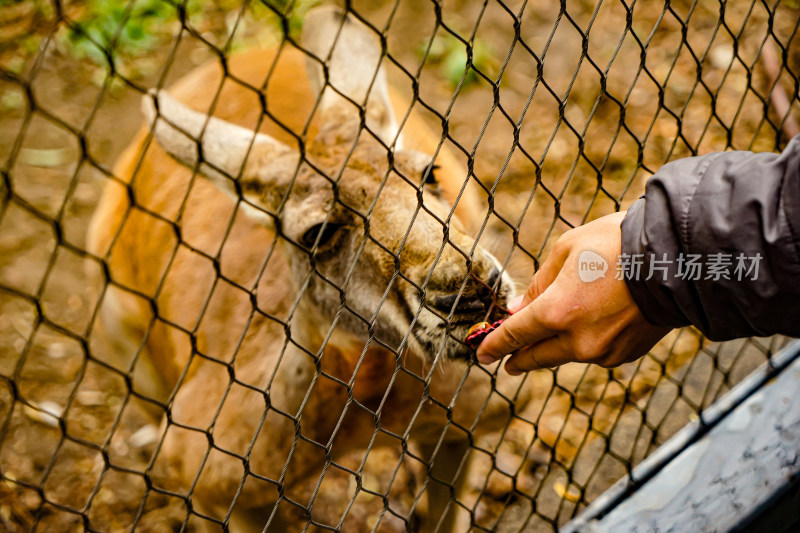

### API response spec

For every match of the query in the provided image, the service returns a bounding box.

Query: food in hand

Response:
[465,319,505,349]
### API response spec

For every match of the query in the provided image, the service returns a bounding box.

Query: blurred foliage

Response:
[62,0,319,76]
[63,0,179,66]
[420,32,496,88]
[0,0,320,79]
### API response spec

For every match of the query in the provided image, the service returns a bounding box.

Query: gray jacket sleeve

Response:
[621,136,800,341]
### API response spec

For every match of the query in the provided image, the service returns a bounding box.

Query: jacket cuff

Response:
[620,199,692,330]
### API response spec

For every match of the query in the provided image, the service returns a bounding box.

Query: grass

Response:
[419,32,496,88]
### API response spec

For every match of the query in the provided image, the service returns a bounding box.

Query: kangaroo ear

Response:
[302,6,400,147]
[142,90,299,214]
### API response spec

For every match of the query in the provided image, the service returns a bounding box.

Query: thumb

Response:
[476,238,572,364]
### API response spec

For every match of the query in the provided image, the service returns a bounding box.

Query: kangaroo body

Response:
[88,8,528,531]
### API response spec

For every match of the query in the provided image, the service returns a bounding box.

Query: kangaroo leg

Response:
[418,437,472,533]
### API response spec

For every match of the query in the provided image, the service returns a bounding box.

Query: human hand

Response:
[476,211,671,374]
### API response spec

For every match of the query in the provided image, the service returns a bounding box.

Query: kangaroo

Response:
[87,6,532,532]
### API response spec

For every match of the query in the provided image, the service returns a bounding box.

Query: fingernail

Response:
[507,295,523,314]
[506,366,522,376]
[477,354,496,365]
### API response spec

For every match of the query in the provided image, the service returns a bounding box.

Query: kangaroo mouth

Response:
[407,296,510,362]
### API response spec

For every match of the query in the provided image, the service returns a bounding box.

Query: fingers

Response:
[506,294,524,314]
[475,298,557,363]
[503,337,568,375]
[501,322,671,375]
[476,245,569,364]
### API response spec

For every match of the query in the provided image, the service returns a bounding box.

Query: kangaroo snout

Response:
[412,258,510,360]
[427,266,503,316]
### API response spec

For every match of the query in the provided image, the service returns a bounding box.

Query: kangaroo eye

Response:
[422,164,439,185]
[300,222,343,250]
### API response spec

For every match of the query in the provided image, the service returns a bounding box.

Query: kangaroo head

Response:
[142,6,513,361]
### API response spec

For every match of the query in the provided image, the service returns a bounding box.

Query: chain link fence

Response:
[0,0,798,531]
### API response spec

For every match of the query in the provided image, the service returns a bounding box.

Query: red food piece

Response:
[464,319,505,349]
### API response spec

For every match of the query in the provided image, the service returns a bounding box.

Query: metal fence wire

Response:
[0,0,798,531]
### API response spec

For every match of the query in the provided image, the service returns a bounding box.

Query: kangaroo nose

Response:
[428,266,502,315]
[430,292,486,314]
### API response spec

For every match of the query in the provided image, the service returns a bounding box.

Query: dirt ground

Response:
[0,0,798,531]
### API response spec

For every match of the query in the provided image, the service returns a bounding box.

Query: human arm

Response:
[477,136,800,374]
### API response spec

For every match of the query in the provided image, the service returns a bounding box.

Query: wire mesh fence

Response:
[0,0,798,531]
